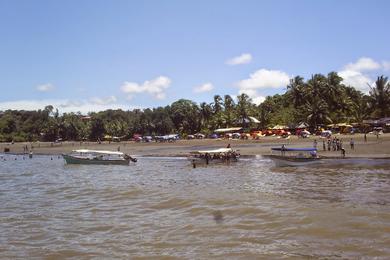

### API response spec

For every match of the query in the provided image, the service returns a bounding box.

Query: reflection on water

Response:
[1,154,390,258]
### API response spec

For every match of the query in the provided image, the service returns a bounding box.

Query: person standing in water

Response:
[350,138,355,150]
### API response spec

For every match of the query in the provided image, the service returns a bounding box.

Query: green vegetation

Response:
[1,73,389,142]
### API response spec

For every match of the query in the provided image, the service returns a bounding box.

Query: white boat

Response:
[188,148,240,166]
[63,149,137,165]
[265,147,320,167]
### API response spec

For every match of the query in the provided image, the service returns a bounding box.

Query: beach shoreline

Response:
[1,133,389,158]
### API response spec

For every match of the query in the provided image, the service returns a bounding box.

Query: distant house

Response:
[363,117,390,126]
[80,116,91,121]
[235,116,261,127]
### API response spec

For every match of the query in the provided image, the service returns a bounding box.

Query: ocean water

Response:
[0,154,389,259]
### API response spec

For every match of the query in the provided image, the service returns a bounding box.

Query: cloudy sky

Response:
[0,0,389,113]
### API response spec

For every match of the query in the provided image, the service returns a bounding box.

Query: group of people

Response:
[314,137,356,157]
[200,151,240,163]
[322,138,343,151]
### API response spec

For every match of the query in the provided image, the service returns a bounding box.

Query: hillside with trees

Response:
[1,73,389,142]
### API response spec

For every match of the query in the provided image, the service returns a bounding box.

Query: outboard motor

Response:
[125,154,137,162]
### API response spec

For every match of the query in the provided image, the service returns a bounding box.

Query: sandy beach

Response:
[1,133,389,158]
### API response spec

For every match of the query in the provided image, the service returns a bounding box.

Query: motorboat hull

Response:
[63,154,130,165]
[265,155,321,167]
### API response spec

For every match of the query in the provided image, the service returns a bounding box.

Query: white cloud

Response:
[235,68,290,105]
[252,95,266,105]
[237,88,266,105]
[337,57,390,93]
[193,82,214,93]
[90,96,117,105]
[226,53,252,65]
[0,98,135,114]
[237,69,290,90]
[383,61,390,71]
[121,76,171,100]
[36,83,55,92]
[343,57,381,72]
[339,70,373,93]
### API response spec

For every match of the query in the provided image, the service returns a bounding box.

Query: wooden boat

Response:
[63,149,137,165]
[265,147,320,167]
[188,148,240,167]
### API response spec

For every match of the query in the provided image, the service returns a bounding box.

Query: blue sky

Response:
[0,0,389,113]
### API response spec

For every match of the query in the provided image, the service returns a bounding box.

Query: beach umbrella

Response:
[296,122,309,129]
[272,125,287,129]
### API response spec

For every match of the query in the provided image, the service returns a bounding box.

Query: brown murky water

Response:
[1,155,390,259]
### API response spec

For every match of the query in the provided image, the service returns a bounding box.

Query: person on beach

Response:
[350,138,354,150]
[327,139,331,151]
[281,144,286,156]
[364,133,367,142]
[341,148,346,158]
[205,153,210,164]
[322,140,326,151]
[313,139,317,149]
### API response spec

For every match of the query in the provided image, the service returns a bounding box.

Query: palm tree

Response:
[369,75,390,118]
[286,76,305,108]
[212,95,223,114]
[304,76,329,127]
[236,93,253,127]
[223,95,235,127]
[325,72,344,110]
[305,95,332,131]
[199,102,213,130]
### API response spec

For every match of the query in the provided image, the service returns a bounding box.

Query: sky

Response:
[0,0,389,113]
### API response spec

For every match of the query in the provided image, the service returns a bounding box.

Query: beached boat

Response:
[63,149,137,165]
[266,147,320,167]
[188,148,240,166]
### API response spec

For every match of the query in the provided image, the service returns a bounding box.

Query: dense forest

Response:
[1,73,389,142]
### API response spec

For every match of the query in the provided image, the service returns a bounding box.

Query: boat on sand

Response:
[63,149,137,165]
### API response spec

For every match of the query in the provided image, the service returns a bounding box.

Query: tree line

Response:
[0,73,389,142]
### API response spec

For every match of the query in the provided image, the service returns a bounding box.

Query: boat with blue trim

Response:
[266,147,320,167]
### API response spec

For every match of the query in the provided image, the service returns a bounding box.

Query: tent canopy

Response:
[272,125,288,130]
[328,123,353,128]
[296,122,309,128]
[214,127,242,133]
[249,116,260,123]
